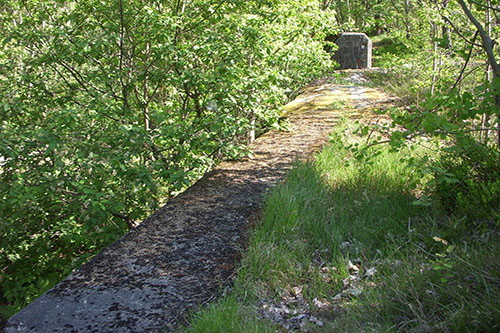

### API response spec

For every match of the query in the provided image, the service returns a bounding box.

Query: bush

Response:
[432,139,500,225]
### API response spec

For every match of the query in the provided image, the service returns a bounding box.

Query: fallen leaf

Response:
[364,267,377,277]
[348,287,362,297]
[348,260,359,273]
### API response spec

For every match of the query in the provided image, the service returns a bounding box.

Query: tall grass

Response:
[184,126,500,332]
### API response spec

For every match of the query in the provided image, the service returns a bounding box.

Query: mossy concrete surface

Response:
[6,71,393,332]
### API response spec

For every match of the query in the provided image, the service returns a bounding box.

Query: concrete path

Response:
[6,72,392,332]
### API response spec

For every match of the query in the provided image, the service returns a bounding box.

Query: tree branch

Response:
[440,14,482,47]
[457,0,500,79]
[468,0,500,12]
[112,212,134,229]
[451,30,478,91]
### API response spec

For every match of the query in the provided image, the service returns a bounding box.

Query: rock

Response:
[333,32,372,69]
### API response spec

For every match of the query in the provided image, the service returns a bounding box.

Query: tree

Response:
[0,0,337,317]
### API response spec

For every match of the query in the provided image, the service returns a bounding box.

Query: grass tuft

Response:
[183,296,276,333]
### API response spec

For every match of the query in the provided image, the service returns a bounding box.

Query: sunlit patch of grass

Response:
[329,237,500,332]
[183,124,500,332]
[182,296,276,333]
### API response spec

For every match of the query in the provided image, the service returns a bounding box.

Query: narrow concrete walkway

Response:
[6,72,392,332]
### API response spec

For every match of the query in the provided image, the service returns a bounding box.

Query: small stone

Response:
[320,266,336,273]
[310,316,324,326]
[340,241,350,250]
[313,297,330,309]
[295,314,306,320]
[425,289,437,296]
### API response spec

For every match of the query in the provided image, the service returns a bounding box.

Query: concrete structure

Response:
[5,75,391,333]
[4,87,346,333]
[333,32,372,69]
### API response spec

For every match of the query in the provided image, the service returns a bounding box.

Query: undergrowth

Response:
[184,124,500,332]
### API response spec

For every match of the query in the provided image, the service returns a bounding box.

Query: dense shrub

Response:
[433,139,500,224]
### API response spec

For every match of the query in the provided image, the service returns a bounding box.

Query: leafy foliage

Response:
[432,139,500,223]
[347,0,500,228]
[0,0,337,316]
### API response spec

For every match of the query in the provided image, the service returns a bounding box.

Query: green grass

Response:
[183,125,500,332]
[365,34,480,107]
[371,34,413,68]
[183,296,277,333]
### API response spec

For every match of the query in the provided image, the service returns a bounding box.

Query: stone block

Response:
[333,32,372,69]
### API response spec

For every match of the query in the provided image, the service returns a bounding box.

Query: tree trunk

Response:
[431,22,438,95]
[405,0,411,39]
[143,42,151,131]
[482,1,492,143]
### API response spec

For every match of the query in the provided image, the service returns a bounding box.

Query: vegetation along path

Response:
[6,71,393,332]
